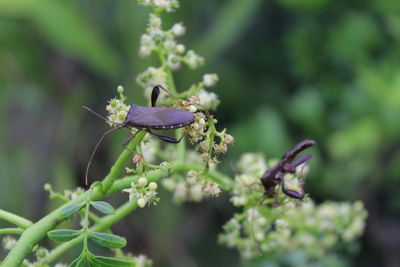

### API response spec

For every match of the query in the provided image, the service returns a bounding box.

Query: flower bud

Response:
[176,44,186,54]
[137,198,147,208]
[138,177,148,187]
[171,22,186,36]
[188,105,197,113]
[148,182,158,191]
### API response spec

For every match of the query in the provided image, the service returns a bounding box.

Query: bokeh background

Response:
[1,0,400,266]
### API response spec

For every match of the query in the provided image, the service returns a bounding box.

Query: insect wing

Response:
[131,106,195,129]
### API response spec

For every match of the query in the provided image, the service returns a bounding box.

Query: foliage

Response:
[2,0,398,266]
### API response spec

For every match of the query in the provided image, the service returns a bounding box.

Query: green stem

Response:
[157,45,187,162]
[157,47,177,95]
[102,131,146,193]
[2,129,232,266]
[0,209,33,229]
[43,200,138,265]
[0,228,24,235]
[109,161,233,194]
[44,163,233,264]
[82,197,91,251]
[2,134,145,267]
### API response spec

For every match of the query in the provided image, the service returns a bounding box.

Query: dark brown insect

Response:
[260,140,316,199]
[83,85,195,184]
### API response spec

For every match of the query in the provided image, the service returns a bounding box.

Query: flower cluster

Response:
[219,199,367,261]
[137,0,179,13]
[2,236,16,251]
[230,153,310,207]
[136,67,168,97]
[219,153,368,261]
[1,238,67,267]
[106,85,130,126]
[122,177,160,208]
[162,170,221,203]
[136,10,204,96]
[184,112,207,143]
[44,183,86,202]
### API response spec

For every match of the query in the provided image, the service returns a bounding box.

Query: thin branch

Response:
[0,228,24,235]
[0,209,33,229]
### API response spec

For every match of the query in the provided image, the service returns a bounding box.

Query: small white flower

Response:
[171,22,185,36]
[184,50,204,69]
[203,73,219,87]
[70,187,85,200]
[140,34,154,46]
[148,182,158,191]
[139,45,152,57]
[138,177,148,187]
[138,0,151,5]
[202,182,221,197]
[175,44,185,54]
[141,138,159,163]
[153,0,168,7]
[2,236,16,250]
[188,105,197,113]
[134,254,149,267]
[149,14,162,28]
[197,88,219,109]
[275,219,289,231]
[167,53,181,70]
[224,134,234,144]
[137,198,147,208]
[190,184,203,201]
[163,39,176,51]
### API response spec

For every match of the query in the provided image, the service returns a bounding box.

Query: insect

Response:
[260,139,316,200]
[83,84,195,184]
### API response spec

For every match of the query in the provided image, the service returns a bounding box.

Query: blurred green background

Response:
[1,0,400,266]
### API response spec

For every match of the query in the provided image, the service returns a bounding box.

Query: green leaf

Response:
[68,255,85,267]
[60,202,86,219]
[91,201,115,215]
[90,232,127,249]
[88,255,135,267]
[48,229,82,242]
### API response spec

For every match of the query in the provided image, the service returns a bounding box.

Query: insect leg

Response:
[148,130,181,143]
[282,154,312,174]
[279,172,305,199]
[280,140,316,167]
[121,129,144,154]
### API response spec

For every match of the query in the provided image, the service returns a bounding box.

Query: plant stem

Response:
[108,161,233,194]
[0,228,24,235]
[157,45,187,162]
[102,131,146,193]
[0,209,33,229]
[43,163,233,264]
[2,134,145,267]
[82,196,91,251]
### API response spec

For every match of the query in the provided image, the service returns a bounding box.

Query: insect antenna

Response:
[85,126,123,185]
[82,106,122,126]
[155,84,177,99]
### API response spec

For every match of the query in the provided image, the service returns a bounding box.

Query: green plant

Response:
[0,1,367,266]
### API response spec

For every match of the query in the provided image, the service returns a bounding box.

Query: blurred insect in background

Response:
[260,139,316,201]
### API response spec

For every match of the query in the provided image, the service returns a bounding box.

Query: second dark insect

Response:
[260,140,316,200]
